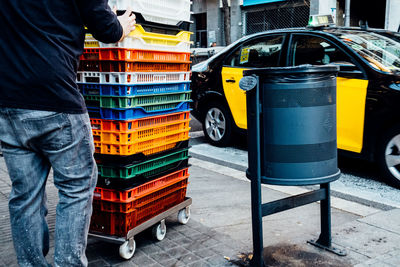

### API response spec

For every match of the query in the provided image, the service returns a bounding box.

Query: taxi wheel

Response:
[202,102,233,147]
[377,126,400,189]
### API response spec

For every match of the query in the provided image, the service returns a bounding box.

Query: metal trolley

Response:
[89,197,192,259]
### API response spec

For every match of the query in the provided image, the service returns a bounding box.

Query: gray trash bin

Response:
[245,65,340,186]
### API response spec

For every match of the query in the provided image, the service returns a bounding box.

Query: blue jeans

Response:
[0,108,97,267]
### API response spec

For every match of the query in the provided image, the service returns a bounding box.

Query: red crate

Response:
[90,203,137,237]
[90,187,187,237]
[93,184,187,213]
[80,48,191,62]
[93,168,189,203]
[79,61,190,72]
[94,176,188,213]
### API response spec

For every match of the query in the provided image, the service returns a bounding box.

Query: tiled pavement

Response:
[0,154,244,267]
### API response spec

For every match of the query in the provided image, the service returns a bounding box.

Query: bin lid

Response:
[244,64,339,77]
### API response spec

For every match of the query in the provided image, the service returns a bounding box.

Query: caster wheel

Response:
[152,220,167,241]
[178,207,190,225]
[119,239,135,260]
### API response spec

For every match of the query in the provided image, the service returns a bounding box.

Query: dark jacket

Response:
[0,0,123,113]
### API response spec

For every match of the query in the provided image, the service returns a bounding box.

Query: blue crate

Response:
[87,101,191,120]
[78,82,191,97]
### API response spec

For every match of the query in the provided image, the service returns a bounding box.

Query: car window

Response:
[290,34,356,66]
[224,35,284,68]
[327,29,400,73]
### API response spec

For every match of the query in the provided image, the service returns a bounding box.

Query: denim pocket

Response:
[21,111,73,150]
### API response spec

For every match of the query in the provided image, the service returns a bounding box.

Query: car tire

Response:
[377,125,400,189]
[202,102,233,147]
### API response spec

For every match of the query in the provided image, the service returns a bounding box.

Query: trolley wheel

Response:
[119,239,136,260]
[177,206,190,225]
[152,219,167,241]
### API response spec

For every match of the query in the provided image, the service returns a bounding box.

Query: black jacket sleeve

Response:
[76,0,123,43]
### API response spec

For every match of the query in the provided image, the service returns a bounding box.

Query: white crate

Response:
[77,71,191,85]
[108,0,192,26]
[98,36,191,52]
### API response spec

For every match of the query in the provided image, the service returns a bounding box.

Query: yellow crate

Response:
[128,25,192,46]
[85,25,193,50]
[85,33,99,48]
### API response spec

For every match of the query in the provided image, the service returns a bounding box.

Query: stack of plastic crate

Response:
[77,0,192,239]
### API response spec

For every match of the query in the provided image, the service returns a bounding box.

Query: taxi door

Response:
[221,35,285,129]
[289,34,368,153]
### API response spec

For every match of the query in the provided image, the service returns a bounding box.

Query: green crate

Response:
[84,91,191,109]
[98,148,189,179]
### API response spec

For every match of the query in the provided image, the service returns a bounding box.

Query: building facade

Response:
[191,0,400,48]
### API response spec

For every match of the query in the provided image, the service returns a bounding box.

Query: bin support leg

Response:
[250,77,264,267]
[251,177,264,266]
[308,183,346,256]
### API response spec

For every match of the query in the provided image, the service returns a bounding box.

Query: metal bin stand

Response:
[240,65,346,266]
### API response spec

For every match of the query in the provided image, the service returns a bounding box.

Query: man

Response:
[0,1,135,266]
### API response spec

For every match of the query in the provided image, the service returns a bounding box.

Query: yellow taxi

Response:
[191,17,400,188]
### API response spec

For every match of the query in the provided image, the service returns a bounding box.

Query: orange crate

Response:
[92,121,189,144]
[80,48,191,63]
[91,111,190,133]
[93,130,189,156]
[90,187,187,237]
[94,168,189,203]
[79,61,190,72]
[92,116,190,145]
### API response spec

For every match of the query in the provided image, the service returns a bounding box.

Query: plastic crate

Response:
[84,34,98,48]
[93,130,189,156]
[94,168,189,202]
[94,184,186,214]
[87,101,191,120]
[98,148,189,179]
[97,158,189,190]
[128,24,191,42]
[90,187,187,237]
[98,27,192,52]
[94,140,189,166]
[93,168,188,213]
[91,115,190,145]
[90,111,190,132]
[79,82,190,97]
[79,61,190,72]
[80,48,191,62]
[77,71,190,84]
[94,38,191,53]
[84,91,191,109]
[132,13,191,32]
[108,0,192,26]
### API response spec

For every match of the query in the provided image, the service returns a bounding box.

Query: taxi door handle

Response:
[226,79,236,83]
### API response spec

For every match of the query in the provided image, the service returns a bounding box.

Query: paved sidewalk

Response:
[0,155,242,267]
[1,150,400,266]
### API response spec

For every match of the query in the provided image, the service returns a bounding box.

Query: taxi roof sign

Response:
[308,15,335,28]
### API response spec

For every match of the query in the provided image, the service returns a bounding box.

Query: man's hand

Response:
[117,7,136,42]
